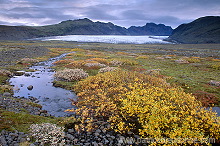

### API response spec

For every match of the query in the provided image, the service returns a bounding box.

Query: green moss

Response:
[0,109,63,133]
[26,102,42,108]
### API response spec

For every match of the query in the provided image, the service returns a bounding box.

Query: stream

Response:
[9,53,77,117]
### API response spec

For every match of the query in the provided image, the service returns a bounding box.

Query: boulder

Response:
[27,85,33,90]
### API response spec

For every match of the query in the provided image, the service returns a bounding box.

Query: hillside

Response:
[128,23,173,36]
[0,18,172,40]
[167,16,220,43]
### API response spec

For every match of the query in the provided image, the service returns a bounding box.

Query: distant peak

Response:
[60,18,93,24]
[77,18,93,22]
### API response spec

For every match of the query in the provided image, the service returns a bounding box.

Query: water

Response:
[9,53,77,117]
[34,35,171,44]
[207,107,220,116]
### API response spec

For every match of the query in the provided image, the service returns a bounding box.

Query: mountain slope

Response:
[167,16,220,43]
[0,18,172,40]
[128,23,173,36]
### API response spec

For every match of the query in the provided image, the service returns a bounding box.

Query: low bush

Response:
[54,68,88,82]
[86,58,109,64]
[185,57,201,63]
[210,62,220,70]
[192,91,219,107]
[84,63,106,68]
[66,69,220,145]
[98,66,118,73]
[0,69,13,77]
[19,58,39,64]
[53,59,74,65]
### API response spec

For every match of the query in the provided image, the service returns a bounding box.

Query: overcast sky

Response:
[0,0,219,28]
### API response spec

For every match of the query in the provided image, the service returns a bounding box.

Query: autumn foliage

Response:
[66,69,220,145]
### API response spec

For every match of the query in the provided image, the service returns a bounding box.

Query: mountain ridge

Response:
[167,16,220,44]
[0,18,173,40]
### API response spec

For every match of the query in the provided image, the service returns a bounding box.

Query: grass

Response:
[0,109,64,133]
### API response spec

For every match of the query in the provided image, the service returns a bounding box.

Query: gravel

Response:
[0,46,49,66]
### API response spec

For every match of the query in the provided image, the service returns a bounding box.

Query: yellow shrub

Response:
[53,59,74,65]
[135,55,149,59]
[66,69,220,145]
[116,52,129,55]
[113,82,220,141]
[185,57,201,63]
[110,58,138,66]
[71,48,85,52]
[86,58,109,64]
[65,60,86,68]
[210,62,220,70]
[67,70,168,131]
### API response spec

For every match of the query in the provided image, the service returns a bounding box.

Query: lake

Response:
[34,35,171,44]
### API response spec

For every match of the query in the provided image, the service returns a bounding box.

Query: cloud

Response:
[0,0,219,28]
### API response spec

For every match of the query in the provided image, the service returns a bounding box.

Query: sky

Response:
[0,0,219,28]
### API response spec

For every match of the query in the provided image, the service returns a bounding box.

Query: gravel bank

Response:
[0,46,49,66]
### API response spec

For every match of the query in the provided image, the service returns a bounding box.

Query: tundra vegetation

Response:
[0,40,220,145]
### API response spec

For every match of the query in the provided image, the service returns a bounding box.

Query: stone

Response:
[209,80,220,87]
[98,143,104,146]
[174,59,189,64]
[24,73,31,77]
[66,134,74,140]
[95,129,102,133]
[0,135,7,146]
[94,133,99,137]
[68,129,74,133]
[92,142,98,146]
[19,138,27,143]
[27,85,33,90]
[3,92,11,97]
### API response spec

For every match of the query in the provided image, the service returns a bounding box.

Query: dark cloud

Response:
[0,0,219,28]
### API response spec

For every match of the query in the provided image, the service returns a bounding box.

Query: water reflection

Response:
[10,53,77,117]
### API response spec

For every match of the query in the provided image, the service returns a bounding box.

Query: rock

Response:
[209,80,220,87]
[0,135,7,146]
[34,112,41,115]
[27,85,33,90]
[174,59,189,64]
[92,142,98,146]
[66,134,74,140]
[98,143,104,146]
[14,71,25,76]
[3,92,11,97]
[94,133,99,137]
[68,129,75,134]
[24,73,31,77]
[155,57,165,60]
[145,69,161,75]
[95,129,102,133]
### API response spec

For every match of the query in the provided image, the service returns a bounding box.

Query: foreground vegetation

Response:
[0,41,220,145]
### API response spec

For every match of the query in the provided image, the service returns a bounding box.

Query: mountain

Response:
[167,16,220,43]
[0,18,173,40]
[128,23,173,36]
